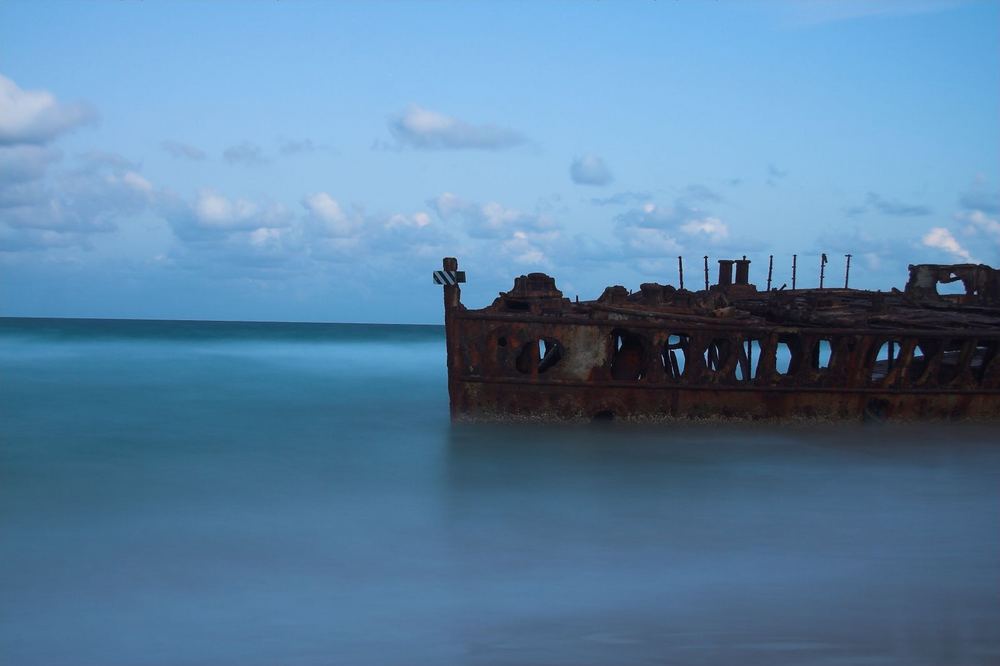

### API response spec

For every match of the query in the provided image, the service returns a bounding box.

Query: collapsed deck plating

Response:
[438,257,1000,421]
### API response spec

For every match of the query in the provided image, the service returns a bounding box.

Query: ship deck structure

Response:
[437,256,1000,421]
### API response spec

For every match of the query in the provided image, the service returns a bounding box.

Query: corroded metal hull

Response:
[441,258,1000,421]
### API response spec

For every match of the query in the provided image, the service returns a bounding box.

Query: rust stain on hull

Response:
[439,258,1000,421]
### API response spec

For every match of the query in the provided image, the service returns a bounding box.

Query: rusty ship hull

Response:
[439,258,1000,421]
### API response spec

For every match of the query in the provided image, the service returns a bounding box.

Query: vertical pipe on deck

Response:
[767,255,773,291]
[718,259,734,286]
[792,254,797,290]
[678,256,684,290]
[734,256,750,285]
[844,254,852,289]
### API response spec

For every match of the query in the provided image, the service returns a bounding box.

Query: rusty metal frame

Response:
[439,258,1000,421]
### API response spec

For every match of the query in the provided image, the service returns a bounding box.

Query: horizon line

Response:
[0,315,444,327]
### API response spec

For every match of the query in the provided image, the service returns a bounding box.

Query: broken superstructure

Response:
[436,256,1000,421]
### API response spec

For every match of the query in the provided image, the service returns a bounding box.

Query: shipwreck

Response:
[434,256,1000,421]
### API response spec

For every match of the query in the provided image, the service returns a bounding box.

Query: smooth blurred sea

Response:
[2,317,999,666]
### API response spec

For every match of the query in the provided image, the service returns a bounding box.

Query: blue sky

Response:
[1,0,998,323]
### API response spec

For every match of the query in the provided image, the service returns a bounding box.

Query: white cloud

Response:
[163,187,448,270]
[121,171,153,194]
[501,230,559,266]
[304,192,444,244]
[480,202,532,235]
[680,217,730,243]
[248,226,287,248]
[152,189,293,265]
[388,105,526,150]
[196,191,245,225]
[616,201,698,229]
[620,226,684,257]
[302,192,345,223]
[570,154,613,186]
[0,73,95,145]
[386,211,431,229]
[962,210,1000,240]
[429,192,555,238]
[188,190,288,231]
[157,190,303,272]
[430,192,467,219]
[612,193,756,264]
[922,227,974,262]
[302,192,358,237]
[427,192,563,266]
[1,153,155,243]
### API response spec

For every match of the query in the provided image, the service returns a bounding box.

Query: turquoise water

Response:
[2,318,999,665]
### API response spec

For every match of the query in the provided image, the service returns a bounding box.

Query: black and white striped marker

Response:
[433,270,466,285]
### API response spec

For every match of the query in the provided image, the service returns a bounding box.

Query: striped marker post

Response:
[437,258,465,404]
[433,270,466,285]
[435,257,465,312]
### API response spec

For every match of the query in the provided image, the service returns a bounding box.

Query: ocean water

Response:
[1,317,999,666]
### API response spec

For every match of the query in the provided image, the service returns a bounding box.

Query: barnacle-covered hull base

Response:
[440,258,1000,422]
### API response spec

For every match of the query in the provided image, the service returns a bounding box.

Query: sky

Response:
[1,0,998,323]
